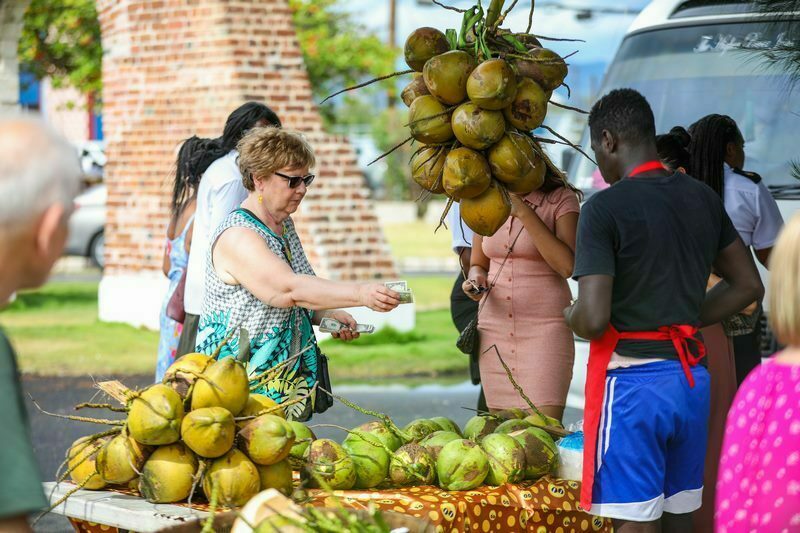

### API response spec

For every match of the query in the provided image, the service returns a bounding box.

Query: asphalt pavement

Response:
[23,375,579,532]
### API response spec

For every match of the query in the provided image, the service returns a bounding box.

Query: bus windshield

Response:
[569,20,800,197]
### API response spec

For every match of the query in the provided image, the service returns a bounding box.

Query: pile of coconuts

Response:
[60,351,563,507]
[325,0,580,237]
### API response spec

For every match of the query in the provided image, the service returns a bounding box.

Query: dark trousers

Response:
[451,272,487,412]
[733,320,762,386]
[176,312,200,357]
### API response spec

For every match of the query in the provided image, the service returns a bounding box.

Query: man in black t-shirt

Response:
[564,89,763,532]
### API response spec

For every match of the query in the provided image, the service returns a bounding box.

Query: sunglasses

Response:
[275,171,315,189]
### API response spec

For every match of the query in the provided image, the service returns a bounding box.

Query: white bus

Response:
[566,0,799,409]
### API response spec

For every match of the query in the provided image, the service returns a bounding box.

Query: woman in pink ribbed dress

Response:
[464,178,581,421]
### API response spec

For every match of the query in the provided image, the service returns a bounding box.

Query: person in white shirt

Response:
[689,113,784,384]
[446,203,486,411]
[177,102,282,356]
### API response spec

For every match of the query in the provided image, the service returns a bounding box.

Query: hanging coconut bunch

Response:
[321,0,587,237]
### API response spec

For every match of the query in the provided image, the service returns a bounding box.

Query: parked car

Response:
[65,184,106,268]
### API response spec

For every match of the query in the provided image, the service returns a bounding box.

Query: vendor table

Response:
[46,477,612,532]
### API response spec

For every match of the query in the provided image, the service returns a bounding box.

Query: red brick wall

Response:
[95,0,396,280]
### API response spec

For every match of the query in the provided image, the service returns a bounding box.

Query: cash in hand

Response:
[319,317,375,334]
[383,280,414,304]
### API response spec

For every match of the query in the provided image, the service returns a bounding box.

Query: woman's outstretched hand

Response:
[359,283,401,312]
[327,310,360,341]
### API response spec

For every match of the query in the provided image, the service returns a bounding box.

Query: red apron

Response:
[579,161,708,512]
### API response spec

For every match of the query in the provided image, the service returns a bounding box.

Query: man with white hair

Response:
[0,116,82,532]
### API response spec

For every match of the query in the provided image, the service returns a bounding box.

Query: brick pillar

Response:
[0,0,30,111]
[95,0,403,330]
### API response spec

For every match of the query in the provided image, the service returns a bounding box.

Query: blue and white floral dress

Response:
[195,208,320,420]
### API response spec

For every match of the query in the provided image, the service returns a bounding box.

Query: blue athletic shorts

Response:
[590,360,710,522]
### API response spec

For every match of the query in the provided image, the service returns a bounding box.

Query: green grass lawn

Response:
[1,280,467,379]
[383,221,453,259]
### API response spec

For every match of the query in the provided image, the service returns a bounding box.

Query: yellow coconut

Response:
[423,50,476,105]
[96,430,152,484]
[503,78,549,132]
[190,357,250,416]
[203,449,261,507]
[256,459,294,496]
[138,442,198,503]
[239,414,296,466]
[404,27,450,72]
[466,59,518,110]
[411,146,448,193]
[162,352,214,398]
[460,180,511,236]
[408,95,454,144]
[67,436,108,490]
[401,74,431,107]
[451,102,506,150]
[488,134,546,194]
[443,147,492,200]
[238,394,284,430]
[127,384,184,446]
[181,407,236,458]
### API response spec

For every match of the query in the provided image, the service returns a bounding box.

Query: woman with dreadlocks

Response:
[155,137,204,381]
[689,114,784,386]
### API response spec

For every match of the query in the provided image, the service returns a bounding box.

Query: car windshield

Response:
[569,19,800,198]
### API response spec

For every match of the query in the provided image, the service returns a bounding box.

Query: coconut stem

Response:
[521,33,585,43]
[248,343,315,389]
[403,106,455,129]
[34,476,95,526]
[483,344,548,419]
[29,395,125,426]
[540,124,597,164]
[317,386,410,443]
[55,428,122,482]
[201,479,219,533]
[210,328,238,360]
[320,70,414,105]
[485,0,506,30]
[367,136,413,167]
[562,81,572,98]
[526,0,535,33]
[431,0,468,12]
[435,197,455,234]
[188,459,208,510]
[492,0,520,31]
[74,402,128,412]
[235,386,315,422]
[549,100,589,114]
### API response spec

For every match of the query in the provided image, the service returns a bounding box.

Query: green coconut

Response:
[203,449,261,507]
[423,50,476,105]
[411,146,447,194]
[181,407,235,459]
[451,102,506,150]
[67,436,108,490]
[429,417,462,436]
[463,415,501,441]
[495,419,533,434]
[288,421,316,460]
[420,431,462,460]
[342,431,390,489]
[467,59,518,110]
[302,439,356,490]
[504,77,549,131]
[403,419,442,442]
[238,414,296,466]
[345,421,404,452]
[443,147,491,200]
[513,48,567,92]
[139,443,198,503]
[404,27,450,72]
[389,443,436,486]
[480,433,526,486]
[488,134,546,194]
[408,95,454,144]
[402,74,431,107]
[96,430,152,484]
[510,427,559,480]
[238,394,285,429]
[162,353,214,398]
[495,408,528,420]
[190,357,250,416]
[256,459,293,496]
[127,384,184,446]
[460,180,511,237]
[436,439,489,491]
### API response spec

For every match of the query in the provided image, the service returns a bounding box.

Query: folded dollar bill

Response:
[396,290,414,304]
[319,317,375,334]
[384,280,408,292]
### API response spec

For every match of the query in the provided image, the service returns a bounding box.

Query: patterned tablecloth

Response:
[67,476,612,533]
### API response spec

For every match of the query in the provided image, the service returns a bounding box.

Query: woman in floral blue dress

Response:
[195,127,401,420]
[155,137,203,381]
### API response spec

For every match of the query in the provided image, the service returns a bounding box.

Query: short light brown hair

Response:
[237,127,315,191]
[769,213,800,347]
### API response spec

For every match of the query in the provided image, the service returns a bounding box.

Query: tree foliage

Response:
[18,0,102,96]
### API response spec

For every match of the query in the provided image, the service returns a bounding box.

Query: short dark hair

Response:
[588,88,656,145]
[656,126,691,173]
